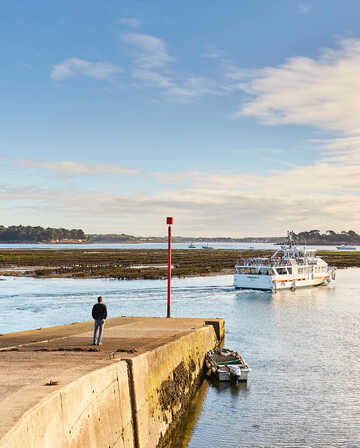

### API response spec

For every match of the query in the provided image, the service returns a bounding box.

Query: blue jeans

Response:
[93,319,105,344]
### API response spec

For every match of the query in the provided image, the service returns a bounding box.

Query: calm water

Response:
[0,242,276,250]
[1,269,360,446]
[0,242,356,251]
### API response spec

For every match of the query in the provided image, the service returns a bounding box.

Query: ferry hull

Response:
[234,274,273,290]
[234,274,329,291]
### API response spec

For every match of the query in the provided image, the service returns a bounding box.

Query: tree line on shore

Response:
[0,225,359,244]
[0,225,86,242]
[294,229,360,243]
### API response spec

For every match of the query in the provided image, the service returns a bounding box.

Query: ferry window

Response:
[298,267,303,274]
[287,268,292,274]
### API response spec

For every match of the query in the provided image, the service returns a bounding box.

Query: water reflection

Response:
[207,377,250,396]
[167,378,250,448]
[166,381,209,448]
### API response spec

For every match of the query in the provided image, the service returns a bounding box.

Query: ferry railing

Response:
[237,257,319,268]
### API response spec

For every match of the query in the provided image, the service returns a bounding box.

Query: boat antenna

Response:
[287,230,295,247]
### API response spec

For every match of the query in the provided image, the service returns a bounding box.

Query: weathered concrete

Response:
[129,326,218,448]
[0,362,133,448]
[0,317,224,448]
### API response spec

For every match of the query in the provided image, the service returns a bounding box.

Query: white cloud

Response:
[155,162,360,195]
[232,39,360,135]
[2,178,360,235]
[17,159,141,178]
[51,58,123,81]
[122,33,173,70]
[117,17,141,28]
[225,38,360,203]
[122,32,223,99]
[9,146,360,234]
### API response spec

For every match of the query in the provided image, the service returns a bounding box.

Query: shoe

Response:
[91,343,96,346]
[97,342,102,346]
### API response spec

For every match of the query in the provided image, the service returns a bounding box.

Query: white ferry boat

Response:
[234,232,336,291]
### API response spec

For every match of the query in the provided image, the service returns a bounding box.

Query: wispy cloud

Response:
[232,39,360,135]
[117,17,141,28]
[4,133,360,235]
[122,33,173,70]
[3,176,360,235]
[17,159,141,178]
[51,58,123,81]
[122,32,223,99]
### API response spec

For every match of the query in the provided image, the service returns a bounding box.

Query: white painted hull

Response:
[218,366,251,382]
[234,273,330,291]
[234,273,273,290]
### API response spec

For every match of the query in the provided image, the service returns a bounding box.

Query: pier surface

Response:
[0,316,224,448]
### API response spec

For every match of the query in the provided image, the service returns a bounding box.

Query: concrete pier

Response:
[0,316,224,448]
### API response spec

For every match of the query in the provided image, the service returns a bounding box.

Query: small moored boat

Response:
[205,347,251,383]
[336,244,356,251]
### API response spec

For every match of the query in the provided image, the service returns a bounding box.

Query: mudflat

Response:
[0,248,357,280]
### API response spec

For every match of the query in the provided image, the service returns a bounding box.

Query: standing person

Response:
[92,296,107,345]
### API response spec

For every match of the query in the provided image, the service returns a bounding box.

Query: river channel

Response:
[1,268,360,447]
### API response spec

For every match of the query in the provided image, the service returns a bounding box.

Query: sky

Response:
[1,0,360,237]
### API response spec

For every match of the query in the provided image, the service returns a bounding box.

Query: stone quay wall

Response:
[0,321,223,448]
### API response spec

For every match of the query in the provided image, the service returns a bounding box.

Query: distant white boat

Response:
[188,242,196,248]
[202,243,214,249]
[234,231,336,291]
[336,244,356,251]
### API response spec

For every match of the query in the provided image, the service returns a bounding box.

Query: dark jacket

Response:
[92,303,107,320]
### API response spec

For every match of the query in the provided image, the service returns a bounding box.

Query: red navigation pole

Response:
[166,217,173,318]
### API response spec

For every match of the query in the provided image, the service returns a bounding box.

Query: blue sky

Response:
[1,1,360,236]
